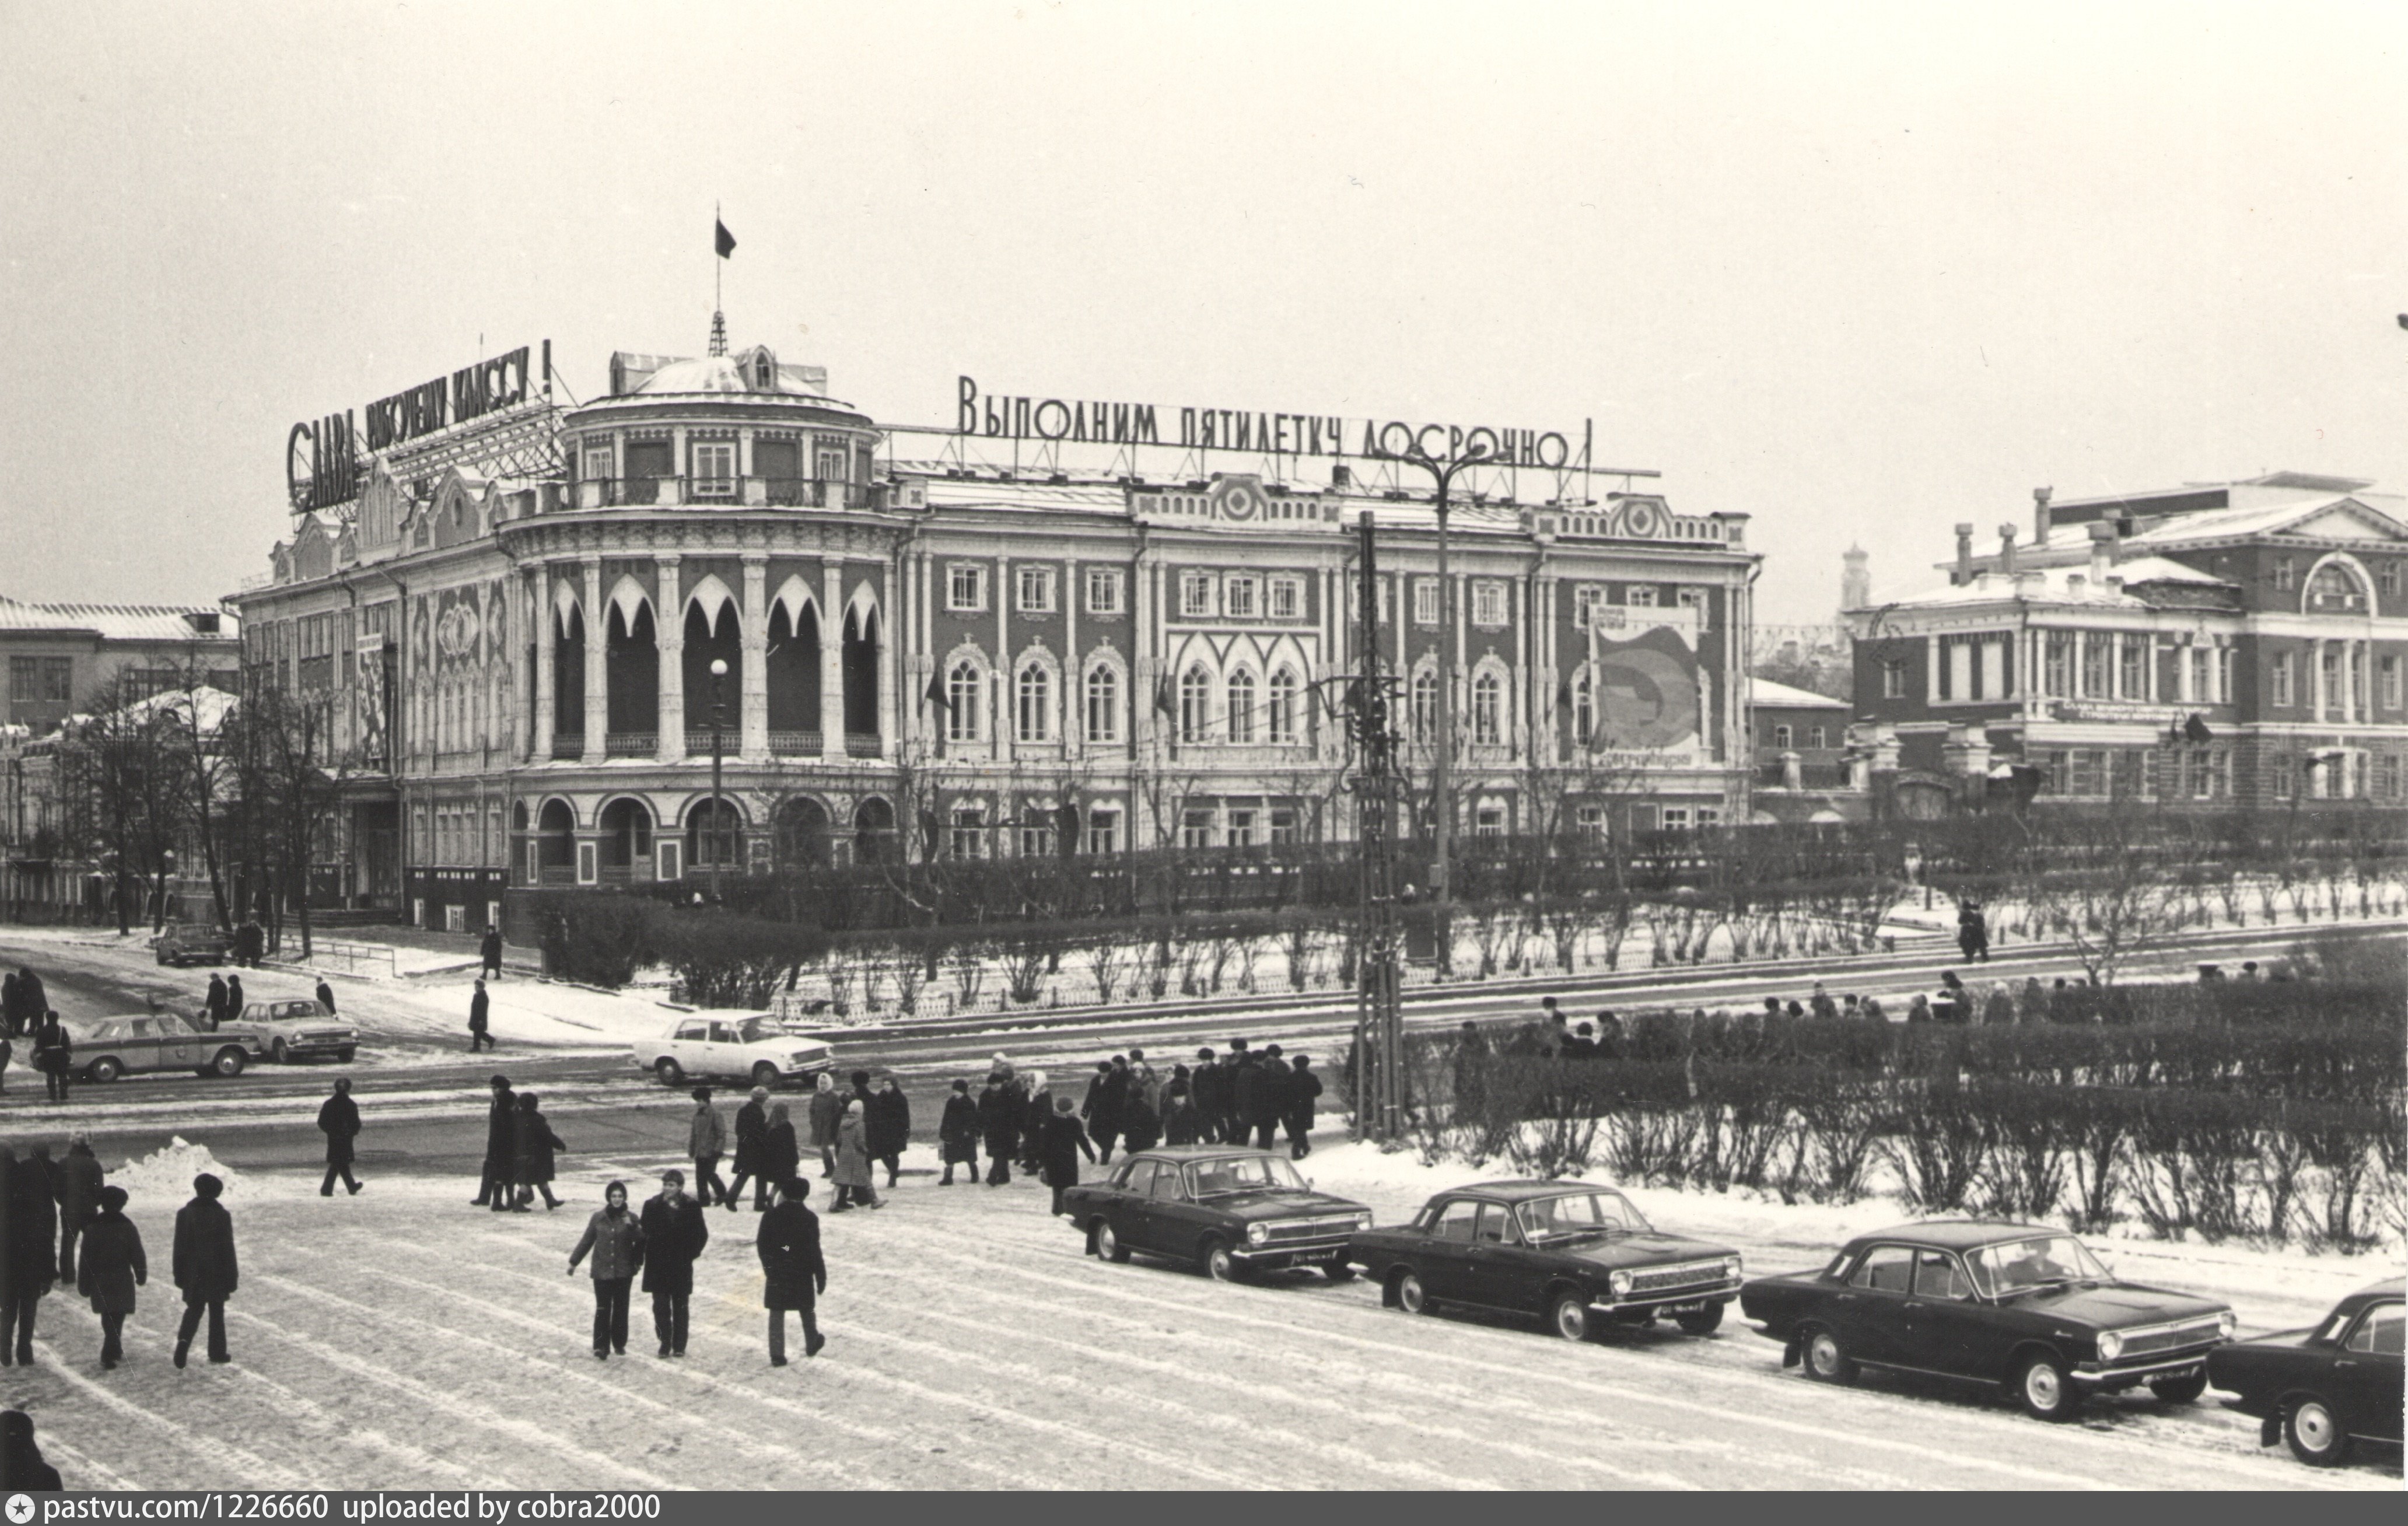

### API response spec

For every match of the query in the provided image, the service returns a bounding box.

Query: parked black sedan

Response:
[1063,1146,1373,1282]
[1345,1181,1744,1340]
[2208,1279,2403,1466]
[1741,1221,2236,1420]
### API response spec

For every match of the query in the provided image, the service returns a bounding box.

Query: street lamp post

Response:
[709,657,729,904]
[1396,439,1493,971]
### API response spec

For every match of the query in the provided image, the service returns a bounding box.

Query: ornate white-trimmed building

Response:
[234,334,1761,928]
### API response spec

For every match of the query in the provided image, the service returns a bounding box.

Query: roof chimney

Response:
[2087,520,2116,584]
[1997,523,2019,579]
[1954,523,1975,586]
[1331,463,1351,489]
[2034,486,2054,545]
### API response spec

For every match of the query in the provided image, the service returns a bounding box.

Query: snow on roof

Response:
[2122,494,2408,547]
[907,467,1539,534]
[0,596,237,642]
[1749,677,1850,709]
[1873,555,2235,611]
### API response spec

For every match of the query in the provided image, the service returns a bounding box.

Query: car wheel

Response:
[2014,1352,2082,1422]
[2284,1397,2352,1466]
[1096,1220,1131,1264]
[1394,1269,1431,1315]
[1802,1325,1857,1384]
[1550,1290,1594,1342]
[156,950,170,966]
[89,1057,123,1083]
[1199,1237,1237,1282]
[752,1061,780,1088]
[1675,1303,1726,1337]
[2148,1371,2208,1406]
[654,1057,685,1086]
[1322,1262,1357,1284]
[209,1047,246,1079]
[271,1039,289,1065]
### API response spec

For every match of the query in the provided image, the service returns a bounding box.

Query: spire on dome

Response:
[708,310,728,358]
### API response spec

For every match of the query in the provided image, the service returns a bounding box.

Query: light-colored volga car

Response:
[65,1013,260,1082]
[231,999,359,1063]
[632,1011,834,1088]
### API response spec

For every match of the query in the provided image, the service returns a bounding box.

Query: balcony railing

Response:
[551,733,584,760]
[686,730,733,757]
[570,477,857,511]
[768,730,821,756]
[844,732,882,758]
[604,733,656,758]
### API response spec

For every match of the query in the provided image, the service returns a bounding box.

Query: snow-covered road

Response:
[4,1149,2393,1492]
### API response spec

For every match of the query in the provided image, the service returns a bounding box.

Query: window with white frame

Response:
[1224,575,1257,619]
[1572,671,1594,747]
[1181,572,1214,618]
[1181,808,1215,849]
[1084,665,1121,742]
[1471,671,1503,745]
[1225,670,1256,744]
[1677,587,1704,612]
[1412,578,1440,626]
[1266,668,1298,744]
[2381,560,2403,598]
[2274,556,2296,591]
[1017,565,1056,614]
[947,564,988,612]
[581,444,613,484]
[949,806,988,859]
[1773,723,1793,748]
[2381,654,2402,711]
[1226,808,1256,848]
[1268,807,1300,845]
[1472,580,1507,628]
[1180,666,1212,743]
[1574,803,1607,839]
[1016,663,1052,743]
[1412,668,1437,737]
[1085,566,1124,615]
[1696,805,1723,827]
[1658,805,1691,830]
[1573,583,1604,629]
[1018,820,1055,858]
[1882,658,1908,701]
[1810,724,1827,748]
[1268,576,1302,620]
[691,441,736,497]
[1626,584,1658,608]
[1474,804,1506,836]
[1084,807,1121,855]
[946,662,983,741]
[2270,652,2294,708]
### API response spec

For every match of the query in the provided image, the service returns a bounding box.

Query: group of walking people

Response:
[562,1170,827,1364]
[0,1135,242,1371]
[471,1075,571,1212]
[695,1073,907,1216]
[1,967,75,1102]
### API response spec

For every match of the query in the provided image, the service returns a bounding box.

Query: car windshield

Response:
[1517,1191,1651,1242]
[1186,1156,1310,1197]
[1968,1234,2110,1297]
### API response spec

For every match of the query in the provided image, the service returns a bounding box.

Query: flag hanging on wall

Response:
[715,219,737,258]
[923,673,950,712]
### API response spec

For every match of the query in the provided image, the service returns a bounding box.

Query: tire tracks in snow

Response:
[24,1339,310,1490]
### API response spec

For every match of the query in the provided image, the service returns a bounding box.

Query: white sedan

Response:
[632,1011,835,1088]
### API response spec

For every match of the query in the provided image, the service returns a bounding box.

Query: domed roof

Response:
[636,355,757,395]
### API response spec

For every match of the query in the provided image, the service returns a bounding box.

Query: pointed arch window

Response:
[1226,669,1256,744]
[1411,669,1438,738]
[1472,671,1503,745]
[1084,665,1121,743]
[1267,667,1298,744]
[1180,665,1213,744]
[946,661,983,742]
[1016,663,1052,743]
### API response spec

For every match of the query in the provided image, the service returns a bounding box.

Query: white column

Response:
[874,557,895,760]
[820,558,846,752]
[741,555,769,761]
[996,555,1013,764]
[581,558,607,762]
[656,556,685,762]
[1926,635,1942,704]
[534,567,556,761]
[1063,555,1080,759]
[2311,638,2329,720]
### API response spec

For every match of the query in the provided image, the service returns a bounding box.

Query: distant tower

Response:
[1839,544,1871,617]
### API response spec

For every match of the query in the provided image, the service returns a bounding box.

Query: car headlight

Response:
[1246,1223,1269,1245]
[1353,1213,1374,1232]
[2217,1310,2236,1339]
[1608,1269,1633,1296]
[2096,1331,2123,1362]
[1723,1255,1744,1279]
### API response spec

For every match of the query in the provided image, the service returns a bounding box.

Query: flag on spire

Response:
[715,218,737,258]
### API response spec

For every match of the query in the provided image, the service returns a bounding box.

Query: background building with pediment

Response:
[1847,473,2408,815]
[233,328,1760,930]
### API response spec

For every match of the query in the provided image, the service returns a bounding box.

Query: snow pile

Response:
[111,1135,241,1202]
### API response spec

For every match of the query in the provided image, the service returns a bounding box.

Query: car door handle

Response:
[1834,1293,1860,1303]
[2333,1359,2358,1368]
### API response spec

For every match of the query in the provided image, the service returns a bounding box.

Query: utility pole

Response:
[1396,439,1493,975]
[709,657,729,902]
[1348,510,1405,1143]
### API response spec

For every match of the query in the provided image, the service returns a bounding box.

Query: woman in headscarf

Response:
[1018,1069,1051,1174]
[75,1185,144,1370]
[830,1097,879,1210]
[762,1102,801,1194]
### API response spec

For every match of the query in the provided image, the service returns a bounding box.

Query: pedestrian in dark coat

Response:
[480,923,505,979]
[1,1147,55,1366]
[1119,1083,1160,1153]
[1080,1060,1121,1162]
[1161,1075,1202,1146]
[1254,1045,1293,1150]
[638,1170,708,1357]
[467,979,493,1052]
[566,1181,645,1360]
[1283,1054,1323,1159]
[54,1133,103,1281]
[830,1100,878,1210]
[1230,1047,1265,1149]
[762,1103,801,1194]
[1018,1070,1051,1174]
[1219,1041,1252,1142]
[75,1186,143,1370]
[475,1074,515,1209]
[0,1030,10,1094]
[204,974,229,1030]
[1,972,19,1039]
[170,1173,237,1367]
[757,1178,825,1364]
[314,979,337,1015]
[223,974,244,1022]
[976,1076,1019,1185]
[1041,1094,1098,1216]
[688,1087,732,1209]
[18,971,47,1030]
[1,1410,63,1490]
[317,1079,362,1196]
[867,1077,909,1187]
[937,1079,979,1184]
[512,1091,566,1210]
[32,1014,69,1103]
[807,1073,844,1180]
[727,1085,774,1212]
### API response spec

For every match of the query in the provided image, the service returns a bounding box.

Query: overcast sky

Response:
[2,1,2403,630]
